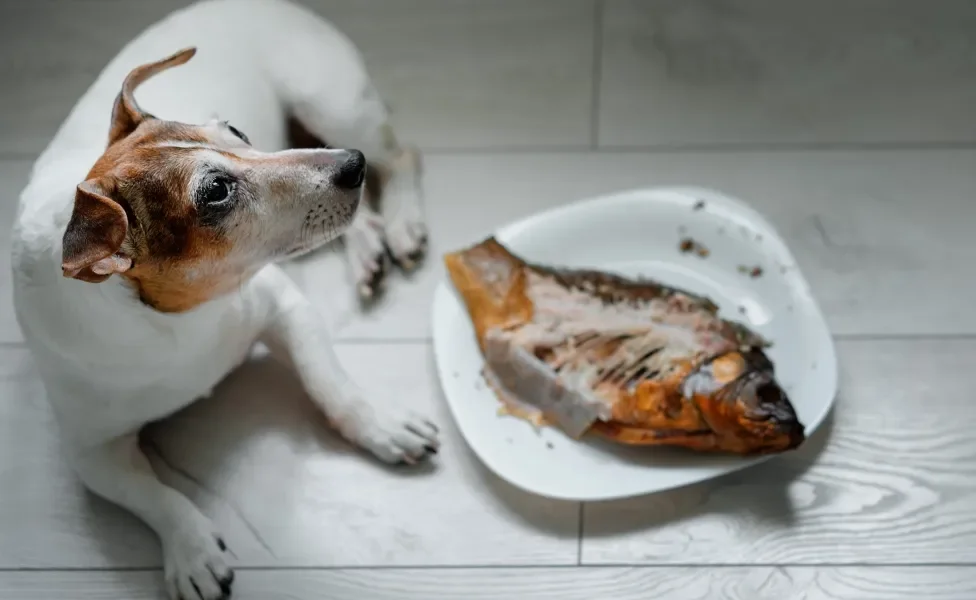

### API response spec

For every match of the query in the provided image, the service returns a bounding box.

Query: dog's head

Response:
[60,47,364,312]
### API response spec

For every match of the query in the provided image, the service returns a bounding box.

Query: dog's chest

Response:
[132,300,265,403]
[40,288,271,444]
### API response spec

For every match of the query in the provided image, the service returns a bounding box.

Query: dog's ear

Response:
[108,46,197,145]
[61,179,133,283]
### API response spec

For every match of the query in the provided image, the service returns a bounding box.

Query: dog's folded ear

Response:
[108,46,197,146]
[61,179,133,283]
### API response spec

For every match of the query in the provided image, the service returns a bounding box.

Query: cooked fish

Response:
[443,236,805,455]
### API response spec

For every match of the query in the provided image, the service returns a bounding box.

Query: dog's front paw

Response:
[354,407,441,465]
[343,208,389,301]
[163,516,234,600]
[385,206,428,272]
[383,148,428,271]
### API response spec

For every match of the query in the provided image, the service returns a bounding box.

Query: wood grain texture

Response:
[599,0,976,146]
[0,349,163,568]
[1,567,976,599]
[0,0,595,156]
[0,344,578,568]
[13,149,976,342]
[317,150,976,340]
[581,339,976,565]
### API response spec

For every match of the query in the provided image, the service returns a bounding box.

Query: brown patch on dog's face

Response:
[62,48,366,313]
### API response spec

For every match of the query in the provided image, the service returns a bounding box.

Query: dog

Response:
[10,0,440,598]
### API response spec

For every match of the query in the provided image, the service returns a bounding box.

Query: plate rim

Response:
[430,185,839,501]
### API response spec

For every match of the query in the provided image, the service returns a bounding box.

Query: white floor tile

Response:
[0,0,595,156]
[0,0,196,157]
[325,150,975,339]
[581,339,976,564]
[8,149,976,341]
[146,343,579,567]
[0,349,160,568]
[317,0,596,149]
[3,567,975,600]
[599,0,976,146]
[0,343,578,568]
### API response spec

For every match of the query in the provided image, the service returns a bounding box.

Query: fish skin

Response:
[443,236,806,456]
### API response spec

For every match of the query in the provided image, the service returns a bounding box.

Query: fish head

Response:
[684,350,806,454]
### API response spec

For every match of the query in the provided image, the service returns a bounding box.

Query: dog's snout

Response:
[334,149,366,189]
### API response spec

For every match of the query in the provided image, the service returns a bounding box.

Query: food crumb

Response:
[546,442,554,450]
[738,305,746,314]
[693,200,706,211]
[679,237,709,258]
[737,265,763,278]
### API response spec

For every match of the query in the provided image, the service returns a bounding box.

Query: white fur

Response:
[11,1,437,598]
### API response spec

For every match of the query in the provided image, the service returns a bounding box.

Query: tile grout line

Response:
[5,141,976,162]
[576,502,585,565]
[1,563,975,573]
[589,0,605,150]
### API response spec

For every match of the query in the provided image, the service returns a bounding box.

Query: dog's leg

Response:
[374,141,428,272]
[260,269,440,464]
[281,73,429,298]
[342,201,389,301]
[72,435,234,600]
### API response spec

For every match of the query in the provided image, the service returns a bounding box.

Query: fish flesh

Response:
[443,236,805,455]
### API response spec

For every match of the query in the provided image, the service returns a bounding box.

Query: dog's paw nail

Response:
[424,444,438,454]
[218,570,234,595]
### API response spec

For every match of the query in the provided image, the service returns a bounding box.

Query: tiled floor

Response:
[2,0,976,598]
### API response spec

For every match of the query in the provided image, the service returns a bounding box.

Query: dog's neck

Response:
[121,265,256,313]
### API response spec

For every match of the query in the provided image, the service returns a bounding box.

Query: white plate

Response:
[431,187,838,501]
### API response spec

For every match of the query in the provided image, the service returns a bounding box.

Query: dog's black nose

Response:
[334,149,366,189]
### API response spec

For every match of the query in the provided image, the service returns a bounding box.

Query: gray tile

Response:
[581,339,976,564]
[325,150,975,339]
[0,343,579,568]
[0,0,595,156]
[3,567,976,600]
[0,348,160,568]
[146,342,580,567]
[0,0,197,157]
[598,0,976,146]
[316,0,596,149]
[12,150,976,341]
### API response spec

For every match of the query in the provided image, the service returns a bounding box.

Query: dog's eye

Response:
[200,176,234,205]
[227,124,250,145]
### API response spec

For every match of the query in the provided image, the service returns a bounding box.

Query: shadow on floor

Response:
[581,401,837,538]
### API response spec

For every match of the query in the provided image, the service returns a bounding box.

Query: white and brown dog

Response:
[10,0,439,598]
